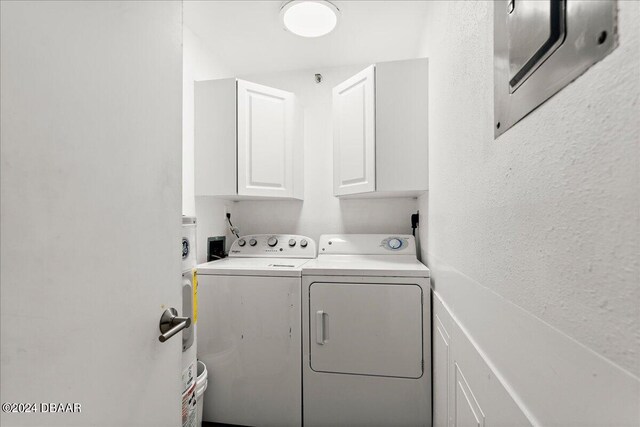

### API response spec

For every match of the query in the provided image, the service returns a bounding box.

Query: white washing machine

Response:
[196,234,317,427]
[302,234,431,427]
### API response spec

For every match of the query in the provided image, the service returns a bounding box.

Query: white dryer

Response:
[196,234,317,427]
[302,234,431,427]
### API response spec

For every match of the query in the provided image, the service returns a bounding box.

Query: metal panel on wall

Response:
[494,0,618,138]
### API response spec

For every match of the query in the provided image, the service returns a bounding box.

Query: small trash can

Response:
[195,360,208,427]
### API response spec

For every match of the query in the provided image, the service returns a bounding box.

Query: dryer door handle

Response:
[316,310,327,345]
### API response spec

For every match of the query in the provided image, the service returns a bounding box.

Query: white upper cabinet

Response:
[333,58,429,198]
[195,78,303,200]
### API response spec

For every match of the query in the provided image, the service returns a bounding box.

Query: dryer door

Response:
[309,282,423,378]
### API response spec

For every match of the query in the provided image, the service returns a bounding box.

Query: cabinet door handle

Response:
[316,310,327,345]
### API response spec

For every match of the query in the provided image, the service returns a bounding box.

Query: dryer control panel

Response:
[229,235,317,258]
[318,234,416,256]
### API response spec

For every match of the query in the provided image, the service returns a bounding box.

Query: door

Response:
[333,65,376,196]
[1,2,183,426]
[309,282,423,378]
[237,80,295,198]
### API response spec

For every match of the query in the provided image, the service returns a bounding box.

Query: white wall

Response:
[183,26,237,262]
[231,66,419,244]
[418,1,639,425]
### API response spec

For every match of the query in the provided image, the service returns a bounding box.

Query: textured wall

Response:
[417,0,639,421]
[183,26,232,216]
[183,26,238,262]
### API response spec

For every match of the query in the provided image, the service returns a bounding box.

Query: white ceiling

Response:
[184,1,429,75]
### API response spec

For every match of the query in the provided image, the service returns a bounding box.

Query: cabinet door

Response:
[333,65,376,196]
[237,80,295,198]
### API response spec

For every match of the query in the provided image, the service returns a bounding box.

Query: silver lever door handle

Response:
[158,308,191,343]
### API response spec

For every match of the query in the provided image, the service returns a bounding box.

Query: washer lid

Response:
[302,255,430,278]
[197,257,311,277]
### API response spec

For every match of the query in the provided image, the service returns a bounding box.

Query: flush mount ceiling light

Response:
[280,1,340,38]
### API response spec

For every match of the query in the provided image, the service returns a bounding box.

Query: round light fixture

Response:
[280,1,340,38]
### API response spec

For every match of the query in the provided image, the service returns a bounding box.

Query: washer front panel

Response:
[198,274,301,426]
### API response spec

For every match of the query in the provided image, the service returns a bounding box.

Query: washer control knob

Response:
[238,239,246,247]
[388,238,402,250]
[249,238,257,246]
[267,237,278,247]
[300,239,308,248]
[289,239,297,247]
